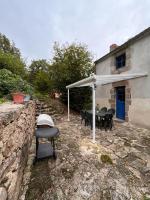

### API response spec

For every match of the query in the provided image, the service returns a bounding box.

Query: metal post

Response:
[67,89,70,121]
[92,84,96,143]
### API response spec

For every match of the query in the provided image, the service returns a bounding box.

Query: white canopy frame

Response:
[66,72,148,143]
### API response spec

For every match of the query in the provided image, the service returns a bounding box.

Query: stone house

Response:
[95,27,150,128]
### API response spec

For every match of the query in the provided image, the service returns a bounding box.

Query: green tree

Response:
[0,33,20,57]
[0,52,26,77]
[29,59,53,93]
[51,42,93,111]
[0,33,27,78]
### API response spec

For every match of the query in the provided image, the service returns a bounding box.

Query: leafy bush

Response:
[0,52,26,78]
[143,196,150,200]
[60,87,92,111]
[0,98,6,104]
[32,91,49,100]
[0,69,33,97]
[0,33,27,78]
[83,101,92,110]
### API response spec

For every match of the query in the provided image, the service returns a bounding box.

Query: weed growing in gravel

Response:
[101,154,113,164]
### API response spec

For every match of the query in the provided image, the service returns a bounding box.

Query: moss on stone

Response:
[143,195,150,200]
[101,154,113,164]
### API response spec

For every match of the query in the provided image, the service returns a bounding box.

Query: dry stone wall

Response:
[0,101,36,200]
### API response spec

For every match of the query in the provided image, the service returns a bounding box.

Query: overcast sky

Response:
[0,0,150,64]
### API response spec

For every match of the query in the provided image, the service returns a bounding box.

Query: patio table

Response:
[86,110,106,117]
[85,110,109,129]
[97,111,106,117]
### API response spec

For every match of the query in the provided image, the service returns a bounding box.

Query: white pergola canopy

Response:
[66,72,148,142]
[66,73,147,88]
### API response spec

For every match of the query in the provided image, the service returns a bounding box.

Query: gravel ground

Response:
[24,113,150,200]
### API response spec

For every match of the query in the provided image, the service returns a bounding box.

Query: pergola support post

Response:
[67,89,70,121]
[92,84,96,143]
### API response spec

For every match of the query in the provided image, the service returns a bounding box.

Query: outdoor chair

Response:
[107,108,115,116]
[96,104,100,112]
[80,110,86,124]
[83,111,89,126]
[107,108,115,129]
[100,107,107,112]
[104,113,113,131]
[96,115,100,129]
[86,112,93,129]
[99,115,106,130]
[95,115,103,129]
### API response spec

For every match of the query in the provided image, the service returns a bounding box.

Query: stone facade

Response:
[109,80,131,121]
[95,29,150,127]
[0,101,36,200]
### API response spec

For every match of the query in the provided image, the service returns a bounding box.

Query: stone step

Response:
[114,118,125,123]
[36,106,53,110]
[38,108,54,112]
[36,108,55,112]
[52,113,61,117]
[36,104,53,107]
[41,105,53,108]
[35,100,61,120]
[36,105,54,109]
[36,111,55,115]
[36,111,56,116]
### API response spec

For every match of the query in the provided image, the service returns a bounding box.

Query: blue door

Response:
[116,86,125,120]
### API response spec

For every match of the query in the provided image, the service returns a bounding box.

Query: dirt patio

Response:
[24,113,150,200]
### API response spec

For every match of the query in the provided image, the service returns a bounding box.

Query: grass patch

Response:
[143,195,150,200]
[0,98,6,104]
[101,154,113,164]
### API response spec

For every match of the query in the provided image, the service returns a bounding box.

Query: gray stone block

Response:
[0,187,7,200]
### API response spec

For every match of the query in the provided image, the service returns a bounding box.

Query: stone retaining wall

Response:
[0,101,36,200]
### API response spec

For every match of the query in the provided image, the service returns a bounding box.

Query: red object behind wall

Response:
[12,93,25,104]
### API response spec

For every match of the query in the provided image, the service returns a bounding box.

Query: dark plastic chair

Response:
[84,111,89,126]
[80,110,86,124]
[104,113,113,131]
[86,112,93,129]
[100,115,106,130]
[96,115,100,129]
[100,107,107,112]
[107,108,115,116]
